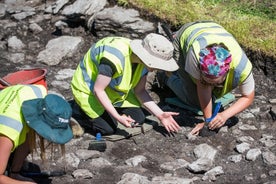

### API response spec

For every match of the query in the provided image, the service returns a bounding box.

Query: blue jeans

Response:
[166,72,201,110]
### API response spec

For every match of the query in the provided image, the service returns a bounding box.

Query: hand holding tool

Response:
[131,122,145,134]
[205,102,222,123]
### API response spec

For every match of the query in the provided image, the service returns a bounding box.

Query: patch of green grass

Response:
[120,0,276,57]
[117,0,129,6]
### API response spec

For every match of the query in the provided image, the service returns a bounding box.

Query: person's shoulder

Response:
[0,85,25,95]
[14,84,47,98]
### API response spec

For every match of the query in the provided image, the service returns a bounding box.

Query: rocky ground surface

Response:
[0,0,275,184]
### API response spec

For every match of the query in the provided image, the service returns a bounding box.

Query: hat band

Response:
[37,100,69,129]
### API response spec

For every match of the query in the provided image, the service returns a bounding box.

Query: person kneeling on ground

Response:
[0,84,73,184]
[71,33,181,135]
[159,21,255,135]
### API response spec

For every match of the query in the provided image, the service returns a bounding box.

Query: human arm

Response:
[134,75,180,133]
[0,135,35,184]
[190,79,213,135]
[209,73,255,129]
[93,74,135,127]
[208,90,254,130]
[191,75,255,133]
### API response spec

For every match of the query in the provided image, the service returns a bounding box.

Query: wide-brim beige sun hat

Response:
[130,33,179,72]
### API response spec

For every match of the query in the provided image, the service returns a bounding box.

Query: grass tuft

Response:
[121,0,276,58]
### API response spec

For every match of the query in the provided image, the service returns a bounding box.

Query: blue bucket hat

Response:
[22,94,73,144]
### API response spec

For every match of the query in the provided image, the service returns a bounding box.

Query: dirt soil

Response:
[0,1,275,184]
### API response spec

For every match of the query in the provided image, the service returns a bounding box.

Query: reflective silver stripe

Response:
[185,25,221,49]
[113,101,123,107]
[80,56,124,95]
[109,79,124,95]
[0,115,22,132]
[27,85,43,98]
[233,52,248,88]
[91,44,126,69]
[196,32,233,49]
[91,44,125,89]
[90,44,98,67]
[0,85,43,133]
[80,58,94,91]
[81,44,126,92]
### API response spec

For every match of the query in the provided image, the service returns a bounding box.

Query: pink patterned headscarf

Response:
[199,46,232,78]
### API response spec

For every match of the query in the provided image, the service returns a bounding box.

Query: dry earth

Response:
[0,0,275,184]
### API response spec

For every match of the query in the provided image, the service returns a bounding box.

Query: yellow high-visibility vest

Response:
[71,37,147,118]
[0,85,47,151]
[179,22,252,98]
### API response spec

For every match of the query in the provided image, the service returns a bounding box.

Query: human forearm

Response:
[135,89,180,132]
[134,76,163,117]
[221,91,255,120]
[207,91,254,130]
[197,81,213,119]
[143,100,180,132]
[94,90,135,127]
[94,90,120,120]
[134,87,162,116]
[143,100,163,117]
[134,75,180,132]
[93,74,121,120]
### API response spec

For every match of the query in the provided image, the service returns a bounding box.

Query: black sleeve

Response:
[98,58,116,77]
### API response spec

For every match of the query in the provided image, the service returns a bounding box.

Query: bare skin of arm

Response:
[0,135,36,184]
[190,80,213,135]
[208,90,254,130]
[93,74,135,128]
[191,79,255,135]
[134,75,180,133]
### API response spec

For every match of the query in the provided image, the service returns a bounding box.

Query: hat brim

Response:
[130,40,179,72]
[22,99,73,144]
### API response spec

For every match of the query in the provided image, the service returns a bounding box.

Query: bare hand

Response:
[208,113,226,130]
[190,122,205,135]
[158,112,180,133]
[118,114,135,128]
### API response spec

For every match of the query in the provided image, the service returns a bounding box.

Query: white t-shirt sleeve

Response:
[239,72,255,95]
[185,47,201,79]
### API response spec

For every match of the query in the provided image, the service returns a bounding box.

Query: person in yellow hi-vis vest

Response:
[158,21,255,136]
[0,85,73,183]
[71,33,181,135]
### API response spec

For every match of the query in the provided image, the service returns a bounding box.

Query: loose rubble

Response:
[0,0,275,184]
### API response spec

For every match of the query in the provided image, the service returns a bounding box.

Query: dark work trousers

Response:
[91,107,146,135]
[69,100,146,136]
